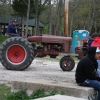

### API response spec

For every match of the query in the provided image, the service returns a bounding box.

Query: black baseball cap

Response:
[12,20,17,22]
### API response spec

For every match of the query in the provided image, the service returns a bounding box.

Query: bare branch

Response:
[23,0,28,5]
[42,0,48,6]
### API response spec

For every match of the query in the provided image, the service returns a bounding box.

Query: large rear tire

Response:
[0,37,34,70]
[60,56,75,71]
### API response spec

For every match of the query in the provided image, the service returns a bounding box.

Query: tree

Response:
[0,0,14,24]
[34,0,48,35]
[55,0,64,36]
[12,0,34,37]
[69,0,82,36]
[12,0,28,36]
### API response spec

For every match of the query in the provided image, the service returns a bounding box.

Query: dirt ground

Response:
[0,58,79,85]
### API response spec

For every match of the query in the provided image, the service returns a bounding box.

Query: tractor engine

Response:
[34,43,63,58]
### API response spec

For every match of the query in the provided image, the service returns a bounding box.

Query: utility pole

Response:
[64,0,69,37]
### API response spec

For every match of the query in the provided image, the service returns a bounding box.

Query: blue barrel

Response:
[71,30,89,52]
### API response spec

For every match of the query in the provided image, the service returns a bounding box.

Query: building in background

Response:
[0,15,45,36]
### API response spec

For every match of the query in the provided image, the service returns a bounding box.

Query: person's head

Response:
[95,47,100,59]
[12,20,17,26]
[88,47,100,60]
[91,33,98,39]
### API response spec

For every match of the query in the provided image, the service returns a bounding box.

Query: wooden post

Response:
[64,0,69,37]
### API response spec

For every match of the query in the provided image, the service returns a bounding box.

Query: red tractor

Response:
[0,34,76,71]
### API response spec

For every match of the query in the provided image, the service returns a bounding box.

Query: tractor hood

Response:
[28,34,72,43]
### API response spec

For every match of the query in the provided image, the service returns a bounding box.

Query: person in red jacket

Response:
[91,34,100,76]
[88,33,98,48]
[91,34,100,48]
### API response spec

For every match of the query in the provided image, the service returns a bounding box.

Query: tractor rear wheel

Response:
[60,56,75,71]
[0,37,34,70]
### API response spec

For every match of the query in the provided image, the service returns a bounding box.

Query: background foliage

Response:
[0,0,100,36]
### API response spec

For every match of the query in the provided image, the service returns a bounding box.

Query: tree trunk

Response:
[88,0,96,34]
[58,0,63,36]
[22,16,25,37]
[25,0,30,37]
[54,0,59,35]
[69,11,74,37]
[48,0,52,35]
[35,0,39,35]
[93,0,97,32]
[8,0,11,24]
[88,0,92,33]
[69,0,82,36]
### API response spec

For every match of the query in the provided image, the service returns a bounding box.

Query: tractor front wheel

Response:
[60,56,75,71]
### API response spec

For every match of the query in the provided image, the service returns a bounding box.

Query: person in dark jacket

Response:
[75,46,100,100]
[87,33,98,48]
[6,20,20,37]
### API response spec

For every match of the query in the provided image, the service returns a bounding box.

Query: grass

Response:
[0,84,11,100]
[0,35,8,45]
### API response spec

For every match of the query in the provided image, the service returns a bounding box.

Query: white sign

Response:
[83,34,86,37]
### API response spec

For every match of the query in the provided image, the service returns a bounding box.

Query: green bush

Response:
[30,88,64,99]
[30,88,57,99]
[30,88,47,99]
[0,35,7,45]
[5,88,64,100]
[6,89,29,100]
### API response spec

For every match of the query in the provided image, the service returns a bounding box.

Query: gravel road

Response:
[0,59,79,85]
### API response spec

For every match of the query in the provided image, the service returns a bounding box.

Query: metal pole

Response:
[64,0,69,37]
